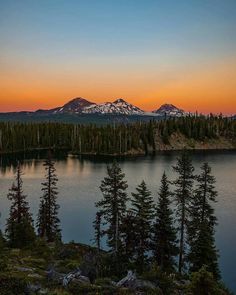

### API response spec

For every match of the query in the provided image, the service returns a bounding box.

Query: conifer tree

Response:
[188,163,220,279]
[120,210,137,261]
[131,180,154,273]
[152,172,178,272]
[37,152,61,242]
[96,161,128,254]
[5,162,35,248]
[172,152,195,274]
[93,211,102,251]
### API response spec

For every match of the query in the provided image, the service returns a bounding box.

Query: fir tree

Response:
[37,152,61,242]
[96,161,128,254]
[131,180,154,273]
[172,152,195,274]
[120,210,137,261]
[152,172,178,272]
[93,211,102,251]
[5,162,35,248]
[188,163,220,279]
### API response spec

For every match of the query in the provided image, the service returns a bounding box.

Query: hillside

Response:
[0,241,231,295]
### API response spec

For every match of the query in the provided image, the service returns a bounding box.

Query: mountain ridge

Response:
[34,97,185,117]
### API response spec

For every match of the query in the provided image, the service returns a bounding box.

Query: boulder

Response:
[116,271,159,292]
[62,268,90,287]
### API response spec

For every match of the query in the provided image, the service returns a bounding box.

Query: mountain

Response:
[0,98,188,124]
[152,103,186,117]
[35,98,144,115]
[36,97,95,114]
[83,98,144,115]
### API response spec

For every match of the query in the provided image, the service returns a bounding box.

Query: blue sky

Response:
[0,0,236,113]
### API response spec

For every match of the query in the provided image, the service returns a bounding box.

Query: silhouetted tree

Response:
[152,172,178,272]
[93,211,102,251]
[188,163,220,279]
[5,162,35,248]
[37,153,61,242]
[172,152,195,274]
[96,162,128,254]
[131,180,154,273]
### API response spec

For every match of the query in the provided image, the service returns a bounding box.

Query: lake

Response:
[0,150,236,292]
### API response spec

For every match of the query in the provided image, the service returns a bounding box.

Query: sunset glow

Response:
[0,0,235,114]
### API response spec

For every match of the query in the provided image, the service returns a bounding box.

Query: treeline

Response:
[94,153,220,280]
[0,115,235,155]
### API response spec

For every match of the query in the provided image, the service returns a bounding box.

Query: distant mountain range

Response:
[1,97,235,124]
[34,97,186,117]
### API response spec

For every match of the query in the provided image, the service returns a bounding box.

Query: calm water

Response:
[0,150,236,292]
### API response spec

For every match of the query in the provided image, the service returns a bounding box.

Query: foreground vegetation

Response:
[0,151,234,294]
[0,115,236,155]
[0,240,232,295]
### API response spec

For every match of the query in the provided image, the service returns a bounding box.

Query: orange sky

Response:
[0,57,235,114]
[1,0,236,115]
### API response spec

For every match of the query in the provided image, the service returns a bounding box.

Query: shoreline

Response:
[1,145,236,157]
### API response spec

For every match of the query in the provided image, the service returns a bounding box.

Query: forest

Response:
[0,115,236,155]
[0,151,233,295]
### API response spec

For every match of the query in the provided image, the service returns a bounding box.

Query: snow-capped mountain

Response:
[36,98,144,115]
[83,98,144,115]
[35,98,186,117]
[152,104,186,117]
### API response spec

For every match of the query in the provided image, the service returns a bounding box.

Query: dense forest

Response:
[0,152,233,294]
[0,115,236,155]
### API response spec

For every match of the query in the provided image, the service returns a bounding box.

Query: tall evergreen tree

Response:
[5,162,35,248]
[131,180,154,273]
[120,210,137,261]
[96,161,128,254]
[188,163,220,279]
[93,211,102,251]
[37,152,61,242]
[172,152,195,274]
[152,172,178,272]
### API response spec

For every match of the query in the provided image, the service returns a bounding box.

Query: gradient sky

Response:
[0,0,236,114]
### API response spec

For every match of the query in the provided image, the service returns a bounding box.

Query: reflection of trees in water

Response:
[0,150,69,175]
[0,149,195,176]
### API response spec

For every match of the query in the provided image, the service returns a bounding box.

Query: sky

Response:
[0,0,236,114]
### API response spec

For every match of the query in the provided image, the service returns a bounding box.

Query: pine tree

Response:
[37,152,61,242]
[5,162,35,248]
[188,163,220,279]
[172,152,195,274]
[96,161,128,254]
[152,172,178,272]
[131,180,154,273]
[120,210,137,261]
[93,211,102,251]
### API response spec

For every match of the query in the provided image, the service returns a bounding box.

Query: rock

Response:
[116,271,159,292]
[116,270,137,288]
[62,268,90,287]
[15,266,35,272]
[27,273,43,279]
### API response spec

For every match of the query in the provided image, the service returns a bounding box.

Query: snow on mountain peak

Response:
[152,103,185,117]
[83,98,144,115]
